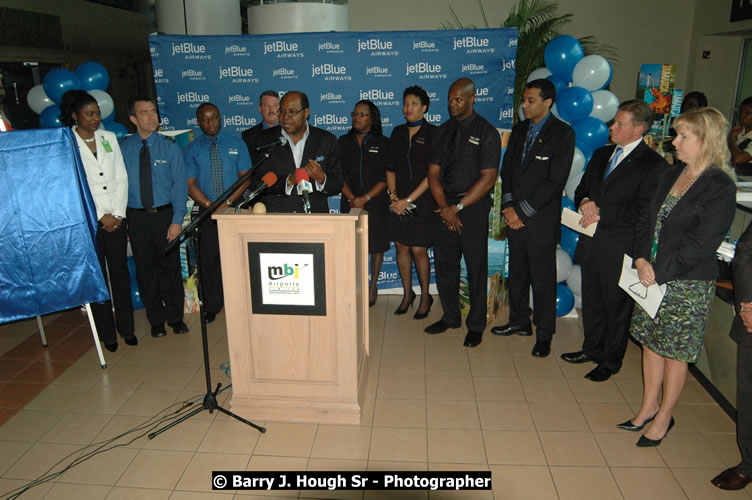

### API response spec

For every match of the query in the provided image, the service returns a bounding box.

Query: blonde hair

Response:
[672,107,730,172]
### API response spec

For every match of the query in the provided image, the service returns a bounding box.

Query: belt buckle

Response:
[146,207,158,213]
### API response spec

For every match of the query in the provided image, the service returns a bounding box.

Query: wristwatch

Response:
[455,202,464,211]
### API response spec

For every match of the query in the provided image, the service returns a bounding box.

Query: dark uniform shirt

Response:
[429,111,501,195]
[338,131,389,213]
[387,122,437,200]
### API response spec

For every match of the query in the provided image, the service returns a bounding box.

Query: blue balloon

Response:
[556,283,575,317]
[103,121,128,141]
[544,35,584,81]
[39,105,63,128]
[547,75,568,100]
[131,283,144,310]
[572,116,609,154]
[561,196,576,213]
[559,225,580,257]
[583,149,594,168]
[127,256,138,281]
[557,86,593,123]
[75,61,110,91]
[43,68,81,104]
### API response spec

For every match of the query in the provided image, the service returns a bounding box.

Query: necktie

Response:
[604,146,624,179]
[522,123,536,165]
[209,137,224,199]
[139,139,154,209]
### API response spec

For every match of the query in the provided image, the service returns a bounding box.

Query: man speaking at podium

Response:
[252,91,343,213]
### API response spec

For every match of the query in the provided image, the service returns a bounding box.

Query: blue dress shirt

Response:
[120,132,188,225]
[183,132,252,200]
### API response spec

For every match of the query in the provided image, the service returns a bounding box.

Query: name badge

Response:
[228,148,238,155]
[368,147,379,153]
[101,139,113,153]
[415,137,425,145]
[468,136,480,145]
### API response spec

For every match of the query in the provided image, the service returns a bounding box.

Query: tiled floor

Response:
[1,297,751,499]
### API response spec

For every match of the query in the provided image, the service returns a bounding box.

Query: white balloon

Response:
[572,55,612,91]
[590,90,619,123]
[565,170,584,200]
[87,89,114,120]
[573,293,582,309]
[27,84,54,115]
[566,264,582,296]
[556,248,573,283]
[569,147,585,179]
[527,67,552,82]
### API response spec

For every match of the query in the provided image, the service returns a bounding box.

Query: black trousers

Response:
[737,341,752,475]
[507,226,557,341]
[433,197,490,333]
[197,207,224,315]
[90,223,134,344]
[126,207,184,327]
[580,262,634,373]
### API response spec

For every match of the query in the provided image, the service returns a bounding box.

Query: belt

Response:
[128,204,172,213]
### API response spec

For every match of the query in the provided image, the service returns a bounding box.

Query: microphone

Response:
[294,168,312,214]
[255,136,288,153]
[236,172,278,211]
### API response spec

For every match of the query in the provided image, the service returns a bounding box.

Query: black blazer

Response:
[252,124,343,213]
[731,221,752,346]
[501,114,575,244]
[573,141,667,278]
[241,123,264,166]
[633,164,736,284]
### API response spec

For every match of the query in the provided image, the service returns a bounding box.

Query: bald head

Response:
[448,78,476,120]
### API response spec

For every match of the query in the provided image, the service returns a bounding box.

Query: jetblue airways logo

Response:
[320,92,345,103]
[181,69,204,80]
[224,116,256,128]
[360,89,398,106]
[313,113,349,130]
[264,40,302,58]
[501,60,515,72]
[413,40,438,52]
[425,112,442,123]
[272,67,296,79]
[357,38,398,56]
[453,36,495,54]
[475,87,494,103]
[219,66,258,83]
[498,107,514,121]
[224,44,248,54]
[171,42,210,59]
[177,92,209,105]
[311,64,351,81]
[366,66,391,77]
[462,63,486,74]
[228,94,251,105]
[405,62,446,80]
[318,41,342,53]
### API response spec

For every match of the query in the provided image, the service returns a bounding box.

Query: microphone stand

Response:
[148,149,279,439]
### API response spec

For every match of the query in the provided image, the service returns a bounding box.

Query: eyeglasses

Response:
[279,108,304,117]
[351,112,370,118]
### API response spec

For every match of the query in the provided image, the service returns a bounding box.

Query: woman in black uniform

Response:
[386,86,437,319]
[340,100,390,306]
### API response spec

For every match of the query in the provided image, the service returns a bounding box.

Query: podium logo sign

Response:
[248,242,326,316]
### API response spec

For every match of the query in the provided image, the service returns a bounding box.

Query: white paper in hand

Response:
[618,254,666,319]
[561,207,596,237]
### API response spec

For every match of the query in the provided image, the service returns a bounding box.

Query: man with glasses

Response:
[252,91,343,213]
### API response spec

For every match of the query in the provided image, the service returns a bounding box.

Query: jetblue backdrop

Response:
[148,28,517,136]
[149,28,517,292]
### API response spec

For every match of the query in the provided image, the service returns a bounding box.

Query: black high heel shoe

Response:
[413,295,434,320]
[636,417,675,447]
[616,413,657,432]
[394,290,416,315]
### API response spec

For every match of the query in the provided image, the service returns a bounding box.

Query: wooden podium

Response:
[213,208,369,424]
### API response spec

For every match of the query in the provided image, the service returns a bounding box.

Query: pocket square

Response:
[315,155,325,162]
[535,155,549,160]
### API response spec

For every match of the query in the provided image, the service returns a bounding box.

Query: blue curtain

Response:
[0,128,109,323]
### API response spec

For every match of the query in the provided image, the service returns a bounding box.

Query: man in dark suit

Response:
[491,79,575,358]
[252,91,343,213]
[560,100,667,381]
[712,221,752,490]
[241,90,279,166]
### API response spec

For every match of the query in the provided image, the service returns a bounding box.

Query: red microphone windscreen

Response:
[294,168,309,183]
[261,172,278,186]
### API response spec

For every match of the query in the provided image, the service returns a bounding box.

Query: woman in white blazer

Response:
[60,90,136,352]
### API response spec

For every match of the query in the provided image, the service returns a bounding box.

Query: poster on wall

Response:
[248,242,326,316]
[636,63,682,146]
[731,0,752,22]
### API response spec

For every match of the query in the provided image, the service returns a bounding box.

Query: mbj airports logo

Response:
[405,62,446,80]
[177,91,209,107]
[171,42,211,60]
[365,65,391,78]
[225,44,250,56]
[219,66,259,83]
[272,67,297,80]
[311,63,352,81]
[263,40,303,58]
[268,262,309,281]
[412,40,438,53]
[320,92,345,104]
[452,36,495,54]
[357,38,398,56]
[318,41,343,54]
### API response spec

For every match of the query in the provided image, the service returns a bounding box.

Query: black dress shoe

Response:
[104,342,118,353]
[205,312,217,324]
[585,365,612,382]
[424,319,460,335]
[711,467,752,490]
[560,351,595,364]
[123,335,138,346]
[169,321,189,334]
[463,331,483,347]
[151,324,167,337]
[491,323,532,336]
[531,340,551,358]
[413,296,433,320]
[616,413,656,432]
[394,290,416,316]
[636,417,675,447]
